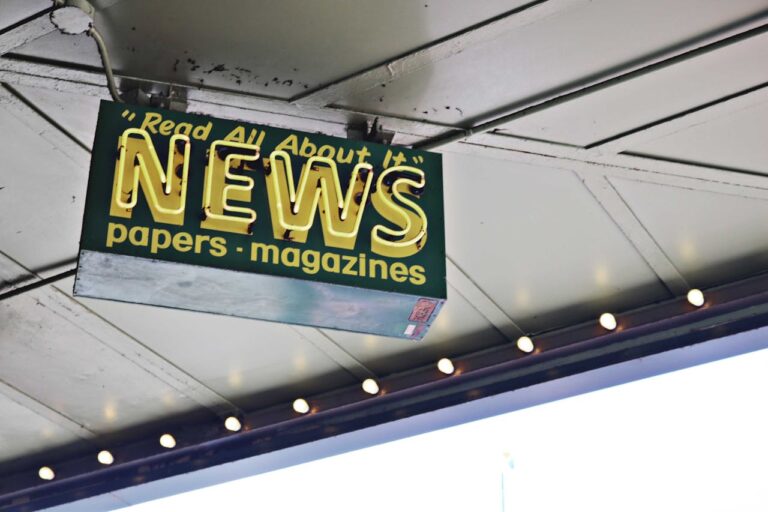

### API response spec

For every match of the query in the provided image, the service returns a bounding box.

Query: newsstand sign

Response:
[74,101,446,339]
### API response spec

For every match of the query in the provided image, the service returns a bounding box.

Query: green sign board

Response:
[74,101,446,339]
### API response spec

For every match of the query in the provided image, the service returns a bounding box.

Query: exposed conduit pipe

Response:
[88,25,123,103]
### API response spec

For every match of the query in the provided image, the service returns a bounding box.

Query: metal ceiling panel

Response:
[0,1,50,30]
[0,392,83,463]
[322,284,509,376]
[626,101,768,174]
[0,287,205,442]
[0,103,86,271]
[442,152,671,334]
[610,177,768,289]
[0,258,86,462]
[13,0,527,99]
[497,31,768,146]
[73,290,357,409]
[13,84,101,148]
[335,0,768,125]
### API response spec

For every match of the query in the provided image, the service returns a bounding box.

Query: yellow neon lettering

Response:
[110,128,190,225]
[264,150,373,249]
[201,140,260,235]
[370,165,428,258]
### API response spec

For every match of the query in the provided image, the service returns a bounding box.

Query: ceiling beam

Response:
[0,8,57,56]
[53,282,243,417]
[292,326,376,382]
[589,82,768,154]
[291,0,590,107]
[0,253,241,418]
[464,133,768,201]
[0,57,108,97]
[0,256,95,439]
[446,259,525,341]
[2,55,767,200]
[0,379,95,440]
[0,84,90,166]
[578,174,689,296]
[413,16,768,150]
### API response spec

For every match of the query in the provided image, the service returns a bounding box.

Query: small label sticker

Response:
[409,298,438,323]
[404,324,417,336]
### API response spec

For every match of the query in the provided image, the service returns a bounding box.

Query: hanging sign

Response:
[74,101,446,339]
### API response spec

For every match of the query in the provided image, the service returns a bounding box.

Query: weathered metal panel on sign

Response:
[74,101,446,339]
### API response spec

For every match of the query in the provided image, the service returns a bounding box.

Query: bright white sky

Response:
[124,347,768,512]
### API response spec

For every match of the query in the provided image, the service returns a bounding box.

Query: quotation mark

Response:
[412,155,424,164]
[121,109,136,121]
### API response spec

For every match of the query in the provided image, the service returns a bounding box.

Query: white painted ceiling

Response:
[1,0,767,488]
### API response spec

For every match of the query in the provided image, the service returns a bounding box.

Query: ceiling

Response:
[1,0,767,507]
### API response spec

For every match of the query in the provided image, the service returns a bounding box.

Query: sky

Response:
[123,346,768,512]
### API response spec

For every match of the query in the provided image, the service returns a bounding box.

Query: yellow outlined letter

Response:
[264,151,373,250]
[201,140,261,235]
[370,166,428,258]
[110,128,190,225]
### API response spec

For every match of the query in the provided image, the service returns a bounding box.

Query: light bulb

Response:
[599,312,617,331]
[361,378,380,395]
[516,336,534,353]
[687,288,705,307]
[97,450,114,465]
[293,398,310,414]
[224,416,242,432]
[437,358,454,375]
[38,466,55,481]
[159,434,176,449]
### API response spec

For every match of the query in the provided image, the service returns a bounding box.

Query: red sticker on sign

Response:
[409,298,438,323]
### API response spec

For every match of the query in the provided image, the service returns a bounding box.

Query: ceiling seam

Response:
[0,8,55,56]
[291,326,376,381]
[2,82,91,152]
[0,378,95,440]
[413,16,768,150]
[576,172,689,297]
[461,134,768,198]
[0,251,240,417]
[445,258,525,341]
[291,0,587,107]
[1,55,767,194]
[589,82,768,155]
[0,83,89,167]
[50,288,243,416]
